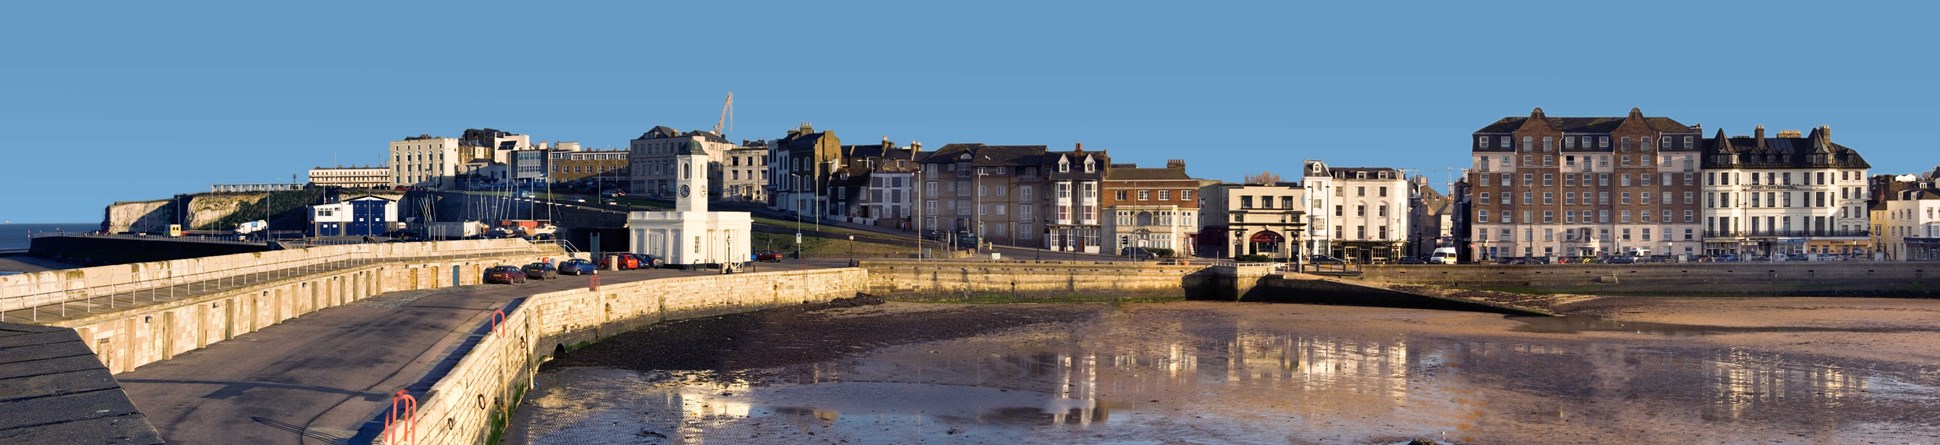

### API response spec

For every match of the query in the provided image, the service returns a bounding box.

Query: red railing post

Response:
[384,389,417,445]
[491,309,507,338]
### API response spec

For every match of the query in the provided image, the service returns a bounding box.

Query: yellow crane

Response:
[714,91,733,138]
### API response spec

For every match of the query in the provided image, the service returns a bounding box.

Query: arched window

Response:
[682,162,690,180]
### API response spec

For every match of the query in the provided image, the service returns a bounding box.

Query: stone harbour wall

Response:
[1355,262,1940,296]
[857,260,1204,301]
[392,268,866,445]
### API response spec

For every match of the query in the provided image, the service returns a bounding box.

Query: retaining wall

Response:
[1356,262,1939,296]
[390,268,866,445]
[2,239,536,314]
[43,252,555,375]
[856,260,1205,301]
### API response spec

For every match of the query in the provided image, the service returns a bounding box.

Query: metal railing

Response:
[0,245,543,324]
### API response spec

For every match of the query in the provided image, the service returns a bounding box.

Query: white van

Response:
[1430,247,1459,264]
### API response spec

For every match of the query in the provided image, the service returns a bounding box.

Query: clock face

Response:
[680,185,690,197]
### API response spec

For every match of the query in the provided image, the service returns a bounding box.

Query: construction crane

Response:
[714,91,733,138]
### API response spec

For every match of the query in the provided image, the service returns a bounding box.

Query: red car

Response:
[755,250,785,262]
[597,254,640,270]
[484,265,527,284]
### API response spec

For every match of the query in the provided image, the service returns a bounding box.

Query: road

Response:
[116,259,851,445]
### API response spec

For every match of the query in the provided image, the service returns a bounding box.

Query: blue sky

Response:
[2,1,1934,223]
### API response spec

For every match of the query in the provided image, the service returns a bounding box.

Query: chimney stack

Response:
[1755,125,1766,148]
[1821,125,1831,141]
[1075,142,1083,152]
[1166,159,1186,169]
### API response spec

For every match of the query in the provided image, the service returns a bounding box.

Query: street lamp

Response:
[790,174,804,260]
[1233,228,1246,261]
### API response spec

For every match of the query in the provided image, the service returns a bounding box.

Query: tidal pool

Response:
[506,301,1940,444]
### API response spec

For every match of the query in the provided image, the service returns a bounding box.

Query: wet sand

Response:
[508,298,1940,444]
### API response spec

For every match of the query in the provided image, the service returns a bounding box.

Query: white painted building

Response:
[723,143,769,202]
[1199,182,1304,260]
[309,195,399,236]
[389,135,463,189]
[1883,188,1940,260]
[308,167,391,189]
[1302,160,1410,263]
[1701,126,1871,257]
[627,140,753,268]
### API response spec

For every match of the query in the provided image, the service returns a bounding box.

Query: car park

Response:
[484,265,527,284]
[521,262,558,280]
[556,258,596,275]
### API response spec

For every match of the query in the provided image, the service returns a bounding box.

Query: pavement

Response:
[115,259,851,445]
[0,322,164,444]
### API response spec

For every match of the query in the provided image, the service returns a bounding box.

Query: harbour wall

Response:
[1353,262,1939,296]
[389,268,866,445]
[855,260,1209,301]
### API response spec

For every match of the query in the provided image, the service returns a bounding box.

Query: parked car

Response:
[1606,256,1637,264]
[1308,255,1346,265]
[597,254,640,270]
[755,250,785,262]
[521,262,558,280]
[1396,256,1427,265]
[636,253,664,268]
[484,265,527,284]
[556,258,596,275]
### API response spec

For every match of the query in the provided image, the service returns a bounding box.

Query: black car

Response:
[1396,256,1427,264]
[521,262,558,280]
[1307,255,1346,265]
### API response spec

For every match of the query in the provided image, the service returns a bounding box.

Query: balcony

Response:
[1703,229,1870,239]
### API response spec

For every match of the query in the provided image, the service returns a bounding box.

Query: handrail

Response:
[1,243,541,323]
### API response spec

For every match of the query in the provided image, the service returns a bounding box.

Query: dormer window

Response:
[1083,158,1095,173]
[1058,157,1070,173]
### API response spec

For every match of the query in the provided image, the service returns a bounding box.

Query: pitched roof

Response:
[1476,108,1696,134]
[1106,166,1192,181]
[1701,127,1870,169]
[920,144,1049,166]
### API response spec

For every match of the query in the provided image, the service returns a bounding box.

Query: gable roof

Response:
[1702,126,1870,169]
[1106,166,1192,181]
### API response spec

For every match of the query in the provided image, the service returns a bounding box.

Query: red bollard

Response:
[385,390,418,445]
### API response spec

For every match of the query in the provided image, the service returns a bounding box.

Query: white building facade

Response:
[723,144,768,202]
[389,135,463,189]
[627,140,753,268]
[1882,189,1940,260]
[1199,183,1304,260]
[630,126,734,199]
[1701,126,1871,258]
[308,167,391,189]
[1302,160,1410,263]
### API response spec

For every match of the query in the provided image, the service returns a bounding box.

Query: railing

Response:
[1703,230,1870,238]
[0,244,544,323]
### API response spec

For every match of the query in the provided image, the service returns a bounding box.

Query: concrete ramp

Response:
[1252,272,1557,316]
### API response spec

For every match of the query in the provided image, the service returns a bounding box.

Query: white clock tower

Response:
[626,140,752,269]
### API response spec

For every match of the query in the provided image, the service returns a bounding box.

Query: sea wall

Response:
[390,268,866,445]
[856,260,1205,301]
[1355,262,1939,296]
[41,251,555,374]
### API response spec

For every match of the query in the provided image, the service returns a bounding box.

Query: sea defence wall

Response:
[4,239,555,375]
[2,238,538,315]
[1354,262,1939,296]
[856,260,1208,301]
[386,268,865,445]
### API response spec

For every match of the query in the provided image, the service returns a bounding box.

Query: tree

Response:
[1244,171,1283,185]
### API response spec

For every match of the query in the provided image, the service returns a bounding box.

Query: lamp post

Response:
[791,174,804,260]
[1234,228,1246,261]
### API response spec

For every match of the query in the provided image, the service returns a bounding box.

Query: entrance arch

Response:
[1248,231,1285,256]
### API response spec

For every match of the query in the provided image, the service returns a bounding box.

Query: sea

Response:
[0,223,98,251]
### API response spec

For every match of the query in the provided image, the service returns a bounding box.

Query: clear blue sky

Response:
[3,1,1934,223]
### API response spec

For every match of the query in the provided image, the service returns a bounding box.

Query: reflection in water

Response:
[510,307,1940,444]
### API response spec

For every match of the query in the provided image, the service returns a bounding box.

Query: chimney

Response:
[1074,142,1083,152]
[1776,130,1802,138]
[911,141,922,152]
[1821,125,1831,141]
[1166,159,1186,170]
[1755,125,1766,148]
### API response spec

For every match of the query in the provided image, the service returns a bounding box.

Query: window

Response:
[1621,210,1632,224]
[1378,204,1388,217]
[1502,173,1513,187]
[1335,205,1342,216]
[1480,174,1492,187]
[1137,190,1149,201]
[1181,190,1192,201]
[1480,136,1490,148]
[1242,196,1254,209]
[1599,137,1609,148]
[1543,174,1553,186]
[1356,205,1366,216]
[1566,210,1577,223]
[1522,136,1533,151]
[1357,186,1366,197]
[1543,211,1554,223]
[1543,192,1553,204]
[1566,137,1576,149]
[1564,193,1575,205]
[1542,136,1553,151]
[1480,192,1491,204]
[1378,186,1388,197]
[1159,190,1170,200]
[1115,191,1128,200]
[1501,136,1511,147]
